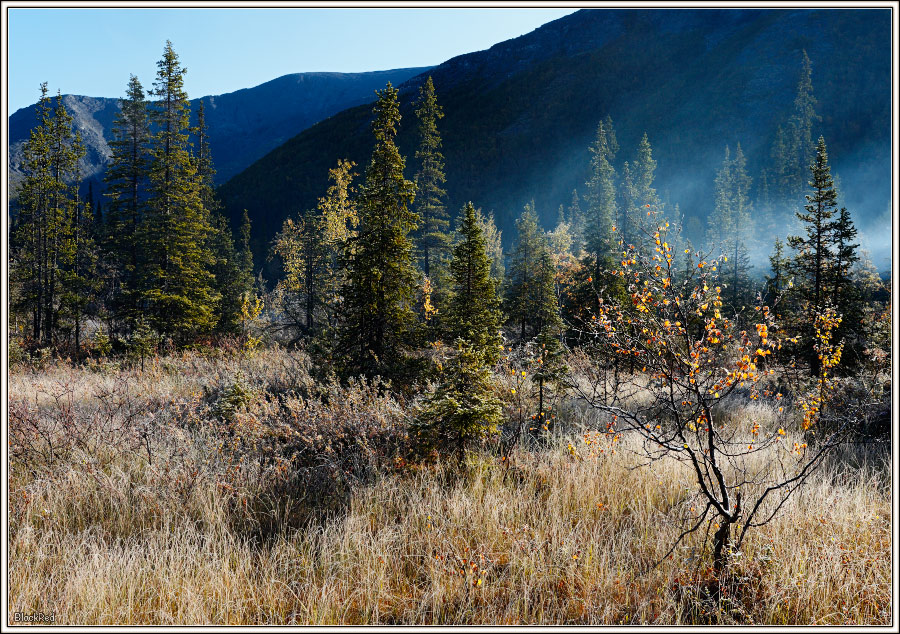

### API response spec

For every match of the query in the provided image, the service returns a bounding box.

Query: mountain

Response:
[8,67,430,196]
[217,9,891,271]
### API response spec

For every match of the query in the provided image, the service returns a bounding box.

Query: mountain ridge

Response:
[8,66,431,195]
[217,8,890,268]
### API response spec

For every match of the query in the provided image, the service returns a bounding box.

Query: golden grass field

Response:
[7,348,892,625]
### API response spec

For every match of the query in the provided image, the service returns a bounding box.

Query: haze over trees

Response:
[8,28,891,626]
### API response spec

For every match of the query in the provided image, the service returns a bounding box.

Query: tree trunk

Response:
[712,517,732,573]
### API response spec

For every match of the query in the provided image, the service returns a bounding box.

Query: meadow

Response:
[7,346,891,625]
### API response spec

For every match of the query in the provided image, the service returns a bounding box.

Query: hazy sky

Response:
[7,7,577,113]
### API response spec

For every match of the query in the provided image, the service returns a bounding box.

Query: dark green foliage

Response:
[530,249,566,435]
[414,339,503,464]
[194,100,219,213]
[765,237,787,308]
[787,136,839,375]
[829,205,862,366]
[103,74,149,328]
[412,76,450,280]
[140,41,220,341]
[195,98,250,337]
[11,85,88,350]
[338,83,419,380]
[506,202,548,342]
[59,194,100,355]
[209,213,250,336]
[446,203,503,365]
[583,116,618,277]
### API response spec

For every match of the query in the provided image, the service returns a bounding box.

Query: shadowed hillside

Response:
[217,8,890,269]
[8,67,430,196]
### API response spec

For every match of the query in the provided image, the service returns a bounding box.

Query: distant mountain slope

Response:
[218,8,891,268]
[8,67,430,195]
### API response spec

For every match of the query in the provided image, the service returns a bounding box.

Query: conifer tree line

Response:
[10,41,882,438]
[11,41,256,353]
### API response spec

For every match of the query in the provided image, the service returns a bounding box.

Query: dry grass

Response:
[7,349,892,625]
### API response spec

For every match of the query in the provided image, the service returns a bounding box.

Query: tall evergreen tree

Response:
[788,51,820,197]
[193,100,219,213]
[316,160,358,332]
[829,205,862,364]
[787,136,838,375]
[272,210,324,338]
[768,124,790,201]
[707,143,753,314]
[412,76,450,280]
[633,132,660,211]
[619,161,639,247]
[446,202,503,364]
[209,213,248,335]
[61,191,99,355]
[141,40,219,341]
[765,237,787,308]
[474,208,504,285]
[104,75,149,314]
[531,249,565,436]
[506,201,546,341]
[829,206,859,310]
[11,85,86,349]
[339,82,418,379]
[583,117,618,277]
[565,189,584,253]
[191,99,249,336]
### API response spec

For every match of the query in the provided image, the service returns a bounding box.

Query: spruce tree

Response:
[190,97,247,336]
[339,82,418,379]
[412,76,449,280]
[531,249,565,437]
[566,189,584,253]
[415,339,503,465]
[787,136,838,375]
[829,205,862,365]
[446,202,503,364]
[273,160,358,343]
[474,208,504,285]
[769,124,790,201]
[583,117,618,277]
[141,40,219,341]
[707,144,753,315]
[60,192,99,356]
[506,201,546,341]
[193,100,222,216]
[317,160,358,332]
[619,161,639,247]
[12,84,53,345]
[272,210,325,338]
[11,85,86,349]
[104,75,149,328]
[209,213,247,335]
[788,51,820,197]
[765,237,787,308]
[633,133,660,211]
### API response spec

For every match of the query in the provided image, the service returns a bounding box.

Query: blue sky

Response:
[8,8,577,113]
